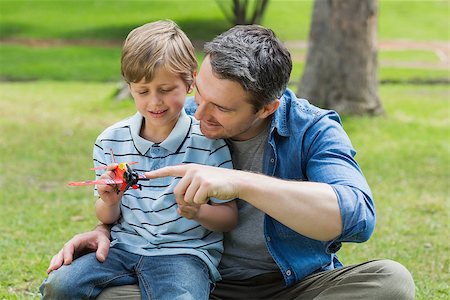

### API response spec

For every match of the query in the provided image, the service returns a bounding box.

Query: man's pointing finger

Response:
[145,165,186,179]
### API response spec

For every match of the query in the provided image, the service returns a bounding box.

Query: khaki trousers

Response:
[97,259,415,300]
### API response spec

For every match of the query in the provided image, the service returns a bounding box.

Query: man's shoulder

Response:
[279,89,342,130]
[184,96,197,116]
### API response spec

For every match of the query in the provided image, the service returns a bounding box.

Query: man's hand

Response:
[145,164,240,205]
[47,226,111,274]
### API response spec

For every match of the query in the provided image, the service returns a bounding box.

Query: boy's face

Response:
[129,67,190,142]
[194,56,272,141]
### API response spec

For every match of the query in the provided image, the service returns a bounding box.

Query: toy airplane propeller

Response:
[69,149,149,194]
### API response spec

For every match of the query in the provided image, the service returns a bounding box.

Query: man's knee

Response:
[372,259,415,299]
[96,285,141,300]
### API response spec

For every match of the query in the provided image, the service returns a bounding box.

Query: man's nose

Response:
[194,102,209,120]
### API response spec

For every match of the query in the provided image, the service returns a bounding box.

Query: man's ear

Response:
[258,99,280,119]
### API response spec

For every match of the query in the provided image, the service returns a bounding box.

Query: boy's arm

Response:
[95,164,123,224]
[178,200,238,232]
[95,197,121,225]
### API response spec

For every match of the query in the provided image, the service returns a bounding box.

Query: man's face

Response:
[194,56,271,141]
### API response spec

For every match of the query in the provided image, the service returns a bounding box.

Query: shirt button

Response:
[270,158,275,163]
[266,236,271,242]
[286,270,292,276]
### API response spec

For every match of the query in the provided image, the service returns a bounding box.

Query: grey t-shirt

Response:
[219,123,279,280]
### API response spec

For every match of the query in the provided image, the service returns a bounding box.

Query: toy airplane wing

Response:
[68,178,124,187]
[90,162,138,171]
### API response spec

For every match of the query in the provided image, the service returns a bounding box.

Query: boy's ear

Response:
[258,99,280,119]
[188,72,196,93]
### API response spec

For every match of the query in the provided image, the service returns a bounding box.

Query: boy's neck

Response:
[139,119,173,144]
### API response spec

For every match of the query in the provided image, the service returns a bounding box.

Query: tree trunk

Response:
[298,0,384,115]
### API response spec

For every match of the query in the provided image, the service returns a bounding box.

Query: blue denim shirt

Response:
[185,88,375,286]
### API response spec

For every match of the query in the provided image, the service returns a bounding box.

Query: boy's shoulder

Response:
[185,115,228,148]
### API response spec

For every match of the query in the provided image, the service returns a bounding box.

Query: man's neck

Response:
[230,116,272,142]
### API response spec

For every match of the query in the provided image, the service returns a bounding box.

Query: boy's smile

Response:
[129,67,190,143]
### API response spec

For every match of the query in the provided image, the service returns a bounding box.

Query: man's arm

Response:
[146,165,341,241]
[47,224,111,273]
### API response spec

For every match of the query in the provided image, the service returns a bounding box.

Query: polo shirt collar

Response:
[129,110,191,155]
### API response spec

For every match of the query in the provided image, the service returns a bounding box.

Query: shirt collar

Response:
[271,89,293,138]
[160,109,191,153]
[129,110,191,155]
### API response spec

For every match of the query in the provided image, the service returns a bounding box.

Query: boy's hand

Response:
[97,164,123,205]
[177,198,201,220]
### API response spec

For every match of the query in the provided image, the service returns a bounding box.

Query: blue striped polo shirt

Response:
[92,110,233,282]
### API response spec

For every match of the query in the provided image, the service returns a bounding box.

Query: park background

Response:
[0,0,448,298]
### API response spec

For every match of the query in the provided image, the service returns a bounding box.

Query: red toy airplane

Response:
[69,149,149,193]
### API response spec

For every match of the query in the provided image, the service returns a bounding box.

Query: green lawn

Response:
[1,82,449,299]
[0,0,448,41]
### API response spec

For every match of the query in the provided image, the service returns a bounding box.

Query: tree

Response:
[216,0,270,25]
[298,0,384,115]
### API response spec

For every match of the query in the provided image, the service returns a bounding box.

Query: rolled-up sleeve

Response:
[303,111,376,245]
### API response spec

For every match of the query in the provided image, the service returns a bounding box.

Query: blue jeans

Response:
[40,248,211,300]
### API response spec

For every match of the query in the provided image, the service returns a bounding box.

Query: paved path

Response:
[284,40,450,70]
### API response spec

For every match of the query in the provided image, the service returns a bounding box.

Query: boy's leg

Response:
[137,254,211,300]
[40,248,139,299]
[211,259,415,300]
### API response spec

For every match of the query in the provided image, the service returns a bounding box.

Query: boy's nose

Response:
[147,94,162,105]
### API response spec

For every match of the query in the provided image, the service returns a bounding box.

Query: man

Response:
[47,25,415,299]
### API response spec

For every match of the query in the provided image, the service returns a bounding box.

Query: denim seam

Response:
[87,271,136,298]
[135,255,154,300]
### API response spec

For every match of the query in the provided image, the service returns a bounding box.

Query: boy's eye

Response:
[160,88,174,93]
[138,91,148,95]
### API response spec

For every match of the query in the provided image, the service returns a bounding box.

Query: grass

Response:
[0,0,448,41]
[1,82,449,299]
[0,44,122,82]
[1,0,448,85]
[1,44,448,84]
[339,85,449,298]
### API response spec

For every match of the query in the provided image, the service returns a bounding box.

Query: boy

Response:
[40,20,237,300]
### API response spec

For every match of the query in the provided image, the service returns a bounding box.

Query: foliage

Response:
[215,0,270,25]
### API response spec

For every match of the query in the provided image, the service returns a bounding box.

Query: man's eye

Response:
[217,106,231,112]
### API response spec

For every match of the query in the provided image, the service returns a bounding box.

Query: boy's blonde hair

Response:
[121,20,197,88]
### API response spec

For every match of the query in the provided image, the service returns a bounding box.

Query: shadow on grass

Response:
[0,22,32,38]
[58,19,231,44]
